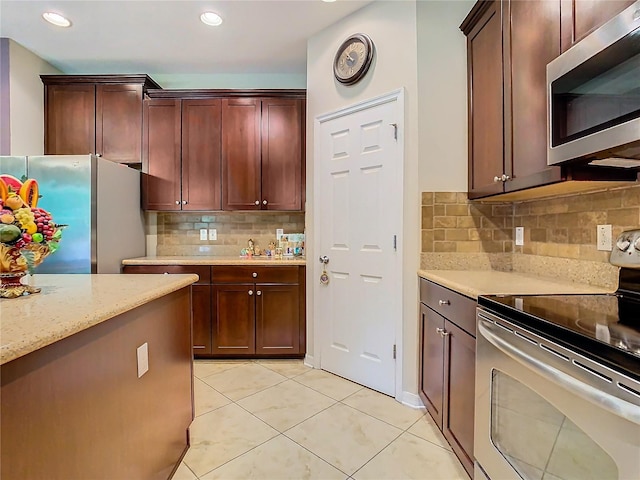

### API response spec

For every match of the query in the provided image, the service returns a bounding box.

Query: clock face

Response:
[333,34,374,85]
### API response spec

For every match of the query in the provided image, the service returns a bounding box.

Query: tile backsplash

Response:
[421,185,640,287]
[154,212,305,256]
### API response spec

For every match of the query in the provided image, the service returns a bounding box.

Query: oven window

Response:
[490,370,618,480]
[551,28,640,147]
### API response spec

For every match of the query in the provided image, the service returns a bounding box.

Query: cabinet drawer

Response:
[122,265,211,285]
[212,266,299,284]
[420,278,476,336]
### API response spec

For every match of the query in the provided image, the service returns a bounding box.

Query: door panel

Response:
[255,284,300,354]
[420,305,445,429]
[45,84,95,155]
[192,285,212,355]
[96,84,143,163]
[318,97,401,396]
[142,99,181,210]
[261,98,303,210]
[182,99,222,210]
[212,284,255,355]
[221,98,261,210]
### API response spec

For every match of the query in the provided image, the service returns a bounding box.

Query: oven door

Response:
[475,309,640,480]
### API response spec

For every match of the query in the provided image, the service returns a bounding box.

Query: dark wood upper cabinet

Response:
[143,98,223,211]
[45,84,96,156]
[463,0,504,198]
[182,99,222,211]
[461,0,635,200]
[221,98,262,210]
[142,99,182,211]
[504,0,563,192]
[560,0,635,52]
[261,99,304,211]
[42,75,160,164]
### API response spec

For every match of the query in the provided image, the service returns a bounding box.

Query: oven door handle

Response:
[478,318,640,425]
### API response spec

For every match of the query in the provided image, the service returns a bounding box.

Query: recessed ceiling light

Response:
[42,12,71,27]
[200,12,223,26]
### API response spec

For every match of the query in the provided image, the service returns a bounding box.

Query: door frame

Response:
[312,88,405,400]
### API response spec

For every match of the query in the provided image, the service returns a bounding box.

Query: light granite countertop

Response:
[0,273,198,365]
[418,270,613,299]
[122,255,306,266]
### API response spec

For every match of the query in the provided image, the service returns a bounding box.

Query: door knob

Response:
[319,255,329,265]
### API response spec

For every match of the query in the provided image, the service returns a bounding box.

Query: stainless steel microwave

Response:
[547,1,640,168]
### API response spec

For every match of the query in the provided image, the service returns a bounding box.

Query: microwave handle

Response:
[477,317,640,425]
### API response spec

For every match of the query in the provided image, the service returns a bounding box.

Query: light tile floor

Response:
[175,359,468,480]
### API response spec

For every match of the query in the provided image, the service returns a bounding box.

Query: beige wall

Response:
[417,0,473,192]
[7,39,61,155]
[306,0,421,401]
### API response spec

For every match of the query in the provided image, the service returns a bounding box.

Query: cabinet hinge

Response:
[393,344,396,360]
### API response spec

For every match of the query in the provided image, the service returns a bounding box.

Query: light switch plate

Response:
[208,228,217,240]
[200,228,207,241]
[137,343,149,378]
[515,227,524,246]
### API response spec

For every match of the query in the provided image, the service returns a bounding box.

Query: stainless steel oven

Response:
[474,230,640,480]
[547,1,640,167]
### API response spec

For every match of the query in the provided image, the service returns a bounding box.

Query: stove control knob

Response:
[617,237,631,251]
[634,237,640,251]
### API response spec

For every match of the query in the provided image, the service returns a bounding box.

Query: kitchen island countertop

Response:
[122,255,306,266]
[0,273,198,365]
[418,269,613,299]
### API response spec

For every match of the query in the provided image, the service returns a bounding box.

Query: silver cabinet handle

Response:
[436,327,449,337]
[95,153,102,157]
[257,290,262,296]
[501,174,511,182]
[255,200,260,205]
[248,290,254,296]
[175,200,180,205]
[252,272,258,278]
[438,300,450,306]
[493,175,501,182]
[263,200,268,205]
[182,200,188,205]
[163,272,169,275]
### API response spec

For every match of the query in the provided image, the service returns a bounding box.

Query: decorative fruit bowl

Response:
[0,174,64,298]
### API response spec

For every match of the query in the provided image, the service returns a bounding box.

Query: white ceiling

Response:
[0,0,373,76]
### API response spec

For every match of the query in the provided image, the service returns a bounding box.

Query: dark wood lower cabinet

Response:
[123,264,306,358]
[212,283,256,355]
[419,278,475,478]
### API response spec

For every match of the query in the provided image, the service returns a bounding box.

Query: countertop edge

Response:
[1,274,198,366]
[418,269,613,299]
[122,256,306,266]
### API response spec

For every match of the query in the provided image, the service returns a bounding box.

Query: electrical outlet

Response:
[199,228,207,241]
[208,228,217,240]
[515,227,524,246]
[597,224,613,251]
[137,343,149,378]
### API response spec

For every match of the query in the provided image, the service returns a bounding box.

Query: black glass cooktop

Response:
[478,292,640,382]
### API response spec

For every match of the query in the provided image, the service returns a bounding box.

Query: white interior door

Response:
[315,93,402,396]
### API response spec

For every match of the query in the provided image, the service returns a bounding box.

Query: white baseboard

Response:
[400,391,426,409]
[303,354,314,368]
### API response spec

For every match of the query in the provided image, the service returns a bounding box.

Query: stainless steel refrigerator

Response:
[0,155,145,273]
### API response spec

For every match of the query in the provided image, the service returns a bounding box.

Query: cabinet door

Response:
[561,0,635,52]
[466,0,504,198]
[192,285,212,355]
[212,284,256,355]
[443,319,475,478]
[182,99,222,211]
[504,0,562,192]
[45,84,96,155]
[96,84,143,163]
[419,304,445,429]
[261,98,303,211]
[255,283,300,354]
[142,99,182,210]
[221,98,261,210]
